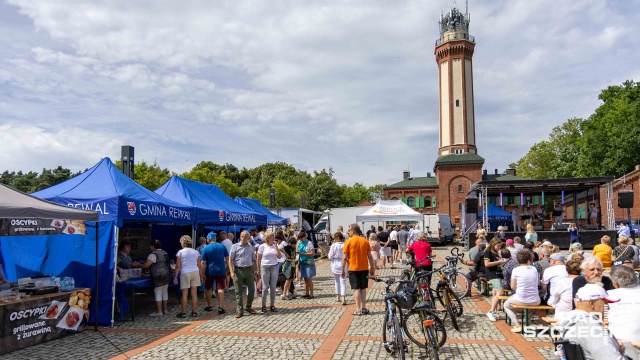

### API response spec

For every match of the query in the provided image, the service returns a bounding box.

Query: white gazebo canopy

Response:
[356,200,424,222]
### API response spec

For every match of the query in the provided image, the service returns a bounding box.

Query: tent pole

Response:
[95,221,99,331]
[111,225,119,327]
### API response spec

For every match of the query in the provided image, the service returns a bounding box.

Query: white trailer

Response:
[315,206,381,235]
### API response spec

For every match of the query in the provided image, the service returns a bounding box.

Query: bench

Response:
[511,304,554,333]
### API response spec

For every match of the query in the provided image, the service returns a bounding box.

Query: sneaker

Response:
[227,286,235,291]
[486,311,497,322]
[281,295,287,300]
[510,326,522,333]
[285,295,294,300]
[149,312,163,317]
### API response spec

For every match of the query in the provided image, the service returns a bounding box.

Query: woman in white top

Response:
[504,249,540,332]
[548,257,582,320]
[257,231,282,312]
[524,224,538,243]
[328,232,349,305]
[173,235,203,318]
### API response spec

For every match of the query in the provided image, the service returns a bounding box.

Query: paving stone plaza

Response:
[3,246,557,359]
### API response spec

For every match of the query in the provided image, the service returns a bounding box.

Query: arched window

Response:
[455,99,460,107]
[458,184,463,193]
[407,197,415,208]
[424,196,431,207]
[391,197,398,200]
[458,202,463,211]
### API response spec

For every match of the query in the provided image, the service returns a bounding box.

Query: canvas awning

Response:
[356,200,424,222]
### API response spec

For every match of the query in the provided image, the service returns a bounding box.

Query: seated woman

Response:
[117,239,142,271]
[504,249,541,333]
[547,258,582,320]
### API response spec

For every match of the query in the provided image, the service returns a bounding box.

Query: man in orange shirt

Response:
[342,223,376,316]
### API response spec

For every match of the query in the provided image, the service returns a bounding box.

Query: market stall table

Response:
[0,288,92,355]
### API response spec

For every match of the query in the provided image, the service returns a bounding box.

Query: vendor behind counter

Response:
[117,239,143,271]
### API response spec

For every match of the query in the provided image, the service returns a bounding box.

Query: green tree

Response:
[240,162,311,196]
[305,169,342,210]
[249,179,301,208]
[339,183,370,207]
[114,160,172,190]
[578,80,640,177]
[181,167,242,198]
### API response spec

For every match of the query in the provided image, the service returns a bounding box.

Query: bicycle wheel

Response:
[404,310,447,349]
[442,288,460,331]
[382,306,393,353]
[436,286,464,317]
[425,325,440,360]
[393,311,406,360]
[448,270,470,299]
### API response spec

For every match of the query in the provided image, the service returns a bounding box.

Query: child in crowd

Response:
[592,235,613,267]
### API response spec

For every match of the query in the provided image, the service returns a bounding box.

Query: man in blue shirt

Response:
[200,232,231,314]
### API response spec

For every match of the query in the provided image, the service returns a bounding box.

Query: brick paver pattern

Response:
[2,246,556,359]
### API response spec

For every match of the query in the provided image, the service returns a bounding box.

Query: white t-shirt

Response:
[327,242,348,275]
[221,239,233,254]
[507,247,520,259]
[542,264,568,296]
[514,243,525,250]
[176,248,200,274]
[607,286,640,342]
[511,265,540,303]
[548,277,575,320]
[258,243,280,266]
[147,253,157,263]
[390,230,398,241]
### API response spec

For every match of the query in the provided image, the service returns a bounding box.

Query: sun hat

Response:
[541,240,552,246]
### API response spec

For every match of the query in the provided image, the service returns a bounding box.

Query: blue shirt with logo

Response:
[200,242,229,277]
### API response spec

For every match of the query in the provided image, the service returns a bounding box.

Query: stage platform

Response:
[468,230,618,250]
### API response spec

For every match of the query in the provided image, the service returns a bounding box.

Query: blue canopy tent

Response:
[478,203,512,231]
[31,158,195,325]
[235,197,288,226]
[155,176,267,227]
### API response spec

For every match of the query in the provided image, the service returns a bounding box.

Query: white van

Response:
[423,214,455,245]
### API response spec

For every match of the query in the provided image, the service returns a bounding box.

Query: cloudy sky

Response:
[1,0,639,187]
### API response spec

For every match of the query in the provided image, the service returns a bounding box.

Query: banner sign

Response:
[0,289,91,355]
[0,219,87,236]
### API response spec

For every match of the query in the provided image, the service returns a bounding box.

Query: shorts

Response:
[180,271,201,290]
[381,247,392,257]
[349,270,369,290]
[389,241,398,251]
[205,275,226,291]
[489,278,503,291]
[399,243,407,253]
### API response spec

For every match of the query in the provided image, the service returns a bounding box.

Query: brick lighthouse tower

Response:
[435,3,477,156]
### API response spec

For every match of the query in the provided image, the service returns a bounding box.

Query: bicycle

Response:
[369,276,411,359]
[400,268,444,358]
[432,265,464,331]
[441,247,470,300]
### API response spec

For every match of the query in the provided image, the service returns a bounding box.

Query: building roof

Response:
[385,176,439,189]
[470,176,615,196]
[482,174,527,181]
[434,153,485,167]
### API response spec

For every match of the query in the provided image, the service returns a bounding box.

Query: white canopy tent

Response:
[356,200,424,222]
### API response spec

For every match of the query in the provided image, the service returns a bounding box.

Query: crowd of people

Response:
[465,233,640,359]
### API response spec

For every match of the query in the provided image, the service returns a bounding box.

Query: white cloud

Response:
[0,0,639,186]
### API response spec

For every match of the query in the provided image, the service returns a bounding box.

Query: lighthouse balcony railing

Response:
[435,33,475,46]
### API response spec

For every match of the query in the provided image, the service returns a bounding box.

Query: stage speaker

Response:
[619,191,634,209]
[466,198,478,213]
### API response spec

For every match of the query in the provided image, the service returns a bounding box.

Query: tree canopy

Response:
[1,159,384,211]
[511,80,640,179]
